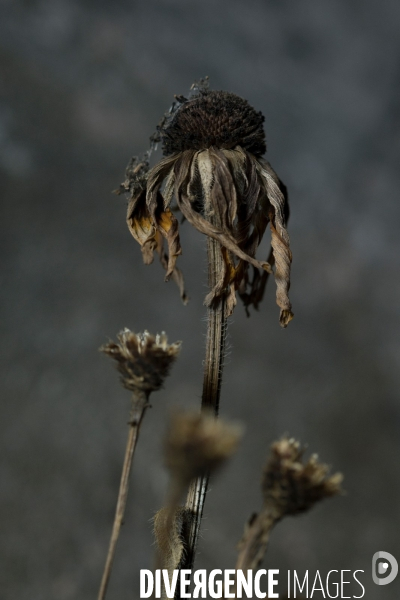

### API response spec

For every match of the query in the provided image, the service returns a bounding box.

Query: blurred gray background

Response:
[1,0,400,598]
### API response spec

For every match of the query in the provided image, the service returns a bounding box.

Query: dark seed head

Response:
[161,91,266,157]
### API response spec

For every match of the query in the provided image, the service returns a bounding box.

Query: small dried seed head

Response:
[161,91,266,157]
[262,437,343,517]
[100,329,181,395]
[165,410,242,484]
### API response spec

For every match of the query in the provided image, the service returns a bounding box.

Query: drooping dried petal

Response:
[175,148,275,315]
[126,190,158,265]
[156,231,188,304]
[154,205,182,280]
[124,153,188,297]
[100,329,181,395]
[146,154,179,213]
[256,160,293,326]
[174,149,273,279]
[269,218,293,327]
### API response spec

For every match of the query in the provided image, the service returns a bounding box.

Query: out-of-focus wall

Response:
[1,1,399,598]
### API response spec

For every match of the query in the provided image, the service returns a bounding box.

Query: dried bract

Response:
[121,84,293,326]
[262,437,343,517]
[100,329,181,395]
[165,410,242,484]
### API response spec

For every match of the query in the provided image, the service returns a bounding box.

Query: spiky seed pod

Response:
[164,410,242,485]
[262,437,343,517]
[100,329,181,395]
[121,84,293,326]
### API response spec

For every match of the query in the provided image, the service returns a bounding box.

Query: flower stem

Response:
[98,391,149,600]
[182,229,228,570]
[235,509,276,571]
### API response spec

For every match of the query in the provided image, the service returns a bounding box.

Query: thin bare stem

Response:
[182,227,228,570]
[235,509,277,572]
[98,392,149,600]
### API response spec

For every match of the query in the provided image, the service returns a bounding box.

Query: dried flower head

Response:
[100,329,181,395]
[262,437,343,517]
[236,437,342,572]
[164,410,242,484]
[119,79,293,326]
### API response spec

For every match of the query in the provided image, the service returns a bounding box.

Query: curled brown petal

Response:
[155,201,182,280]
[270,215,293,327]
[126,175,187,302]
[155,231,189,304]
[146,154,179,215]
[126,190,157,265]
[256,160,293,326]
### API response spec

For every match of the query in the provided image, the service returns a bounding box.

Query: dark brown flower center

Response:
[161,91,266,157]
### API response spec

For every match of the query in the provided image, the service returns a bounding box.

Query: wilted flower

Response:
[100,329,181,395]
[262,437,343,517]
[118,79,293,327]
[236,436,343,571]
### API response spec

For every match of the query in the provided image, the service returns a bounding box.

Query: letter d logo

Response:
[372,551,398,585]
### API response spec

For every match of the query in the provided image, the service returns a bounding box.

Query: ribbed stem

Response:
[98,392,148,600]
[182,229,228,570]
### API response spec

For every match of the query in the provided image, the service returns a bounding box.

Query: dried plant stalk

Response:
[154,410,241,599]
[154,411,241,596]
[97,330,180,600]
[182,216,228,570]
[235,509,276,572]
[98,392,148,600]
